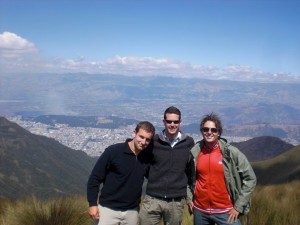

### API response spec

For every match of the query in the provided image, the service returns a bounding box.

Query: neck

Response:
[128,140,139,155]
[205,140,218,149]
[165,131,179,141]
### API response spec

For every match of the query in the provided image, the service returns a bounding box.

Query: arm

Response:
[143,141,154,179]
[186,149,196,215]
[185,153,195,205]
[186,139,197,214]
[87,149,111,207]
[232,148,257,214]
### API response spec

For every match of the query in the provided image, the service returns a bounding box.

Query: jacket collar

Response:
[191,137,229,158]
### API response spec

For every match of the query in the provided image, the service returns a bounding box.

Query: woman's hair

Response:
[200,112,223,136]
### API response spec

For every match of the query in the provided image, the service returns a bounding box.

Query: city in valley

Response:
[8,116,252,157]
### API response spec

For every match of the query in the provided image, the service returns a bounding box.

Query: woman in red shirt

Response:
[187,113,256,225]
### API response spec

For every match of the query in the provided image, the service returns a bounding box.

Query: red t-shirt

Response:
[193,142,233,214]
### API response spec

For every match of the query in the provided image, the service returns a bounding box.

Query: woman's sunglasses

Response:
[201,127,218,133]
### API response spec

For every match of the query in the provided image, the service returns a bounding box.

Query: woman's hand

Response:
[188,202,194,215]
[227,208,240,223]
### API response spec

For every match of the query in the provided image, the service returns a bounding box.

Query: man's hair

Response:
[164,106,181,120]
[135,121,155,136]
[200,112,223,136]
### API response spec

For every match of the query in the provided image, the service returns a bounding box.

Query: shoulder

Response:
[190,141,201,157]
[219,138,241,158]
[104,142,127,154]
[222,140,249,163]
[181,133,195,143]
[186,135,195,143]
[153,133,161,140]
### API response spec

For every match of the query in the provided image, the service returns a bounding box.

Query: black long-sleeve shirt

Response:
[87,139,152,210]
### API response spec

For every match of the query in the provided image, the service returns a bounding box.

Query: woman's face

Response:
[201,121,220,144]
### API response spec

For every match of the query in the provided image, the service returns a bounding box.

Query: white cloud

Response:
[0,32,38,59]
[0,32,299,83]
[220,65,298,82]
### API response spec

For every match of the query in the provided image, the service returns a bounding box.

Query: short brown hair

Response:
[135,121,155,136]
[164,106,181,120]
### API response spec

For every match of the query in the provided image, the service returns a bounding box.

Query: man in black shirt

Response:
[139,106,195,225]
[87,121,155,225]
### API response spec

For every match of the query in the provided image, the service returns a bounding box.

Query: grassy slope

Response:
[252,145,300,185]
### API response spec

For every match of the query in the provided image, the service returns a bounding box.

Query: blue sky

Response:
[1,0,300,82]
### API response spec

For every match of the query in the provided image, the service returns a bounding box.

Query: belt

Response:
[150,195,184,202]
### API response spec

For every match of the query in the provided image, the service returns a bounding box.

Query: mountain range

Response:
[0,116,299,199]
[1,73,299,133]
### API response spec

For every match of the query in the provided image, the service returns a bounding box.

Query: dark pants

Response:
[193,209,242,225]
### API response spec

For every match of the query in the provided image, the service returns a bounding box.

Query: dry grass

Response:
[1,181,299,225]
[242,180,300,225]
[0,196,91,225]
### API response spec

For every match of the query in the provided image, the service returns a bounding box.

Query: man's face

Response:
[201,121,220,144]
[163,113,181,138]
[133,128,153,153]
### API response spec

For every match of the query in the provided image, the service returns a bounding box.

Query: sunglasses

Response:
[201,127,218,133]
[165,120,180,124]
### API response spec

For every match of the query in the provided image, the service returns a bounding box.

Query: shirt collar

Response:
[163,131,182,147]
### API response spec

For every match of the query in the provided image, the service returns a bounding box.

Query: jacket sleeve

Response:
[143,140,154,179]
[185,137,196,204]
[186,153,195,204]
[86,148,111,206]
[231,147,257,214]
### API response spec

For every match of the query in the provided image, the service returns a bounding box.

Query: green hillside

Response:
[0,117,97,199]
[252,145,300,185]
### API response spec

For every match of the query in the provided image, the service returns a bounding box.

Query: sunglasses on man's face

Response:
[201,127,218,133]
[165,120,180,124]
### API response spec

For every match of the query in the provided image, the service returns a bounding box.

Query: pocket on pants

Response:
[141,195,154,211]
[174,199,184,212]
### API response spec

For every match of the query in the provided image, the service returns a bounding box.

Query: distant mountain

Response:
[1,73,300,144]
[1,73,300,124]
[231,136,294,161]
[0,117,97,199]
[183,117,300,144]
[30,115,139,129]
[252,145,300,185]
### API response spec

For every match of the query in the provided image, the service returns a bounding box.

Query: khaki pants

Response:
[139,195,185,225]
[94,204,138,225]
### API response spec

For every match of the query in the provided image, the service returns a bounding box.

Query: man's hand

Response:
[88,206,100,220]
[227,208,240,224]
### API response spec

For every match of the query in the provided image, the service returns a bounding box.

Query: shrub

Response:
[1,196,91,225]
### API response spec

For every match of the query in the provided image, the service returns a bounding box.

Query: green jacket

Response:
[186,138,257,215]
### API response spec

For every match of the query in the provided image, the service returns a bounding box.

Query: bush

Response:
[0,196,91,225]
